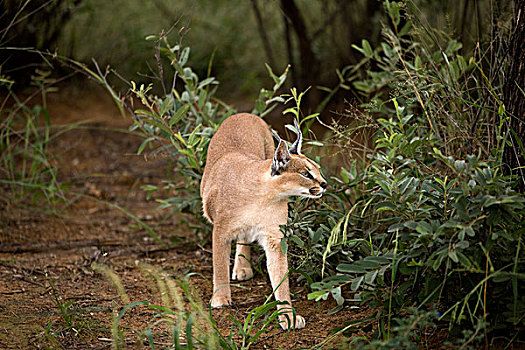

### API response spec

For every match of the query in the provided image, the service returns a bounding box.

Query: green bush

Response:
[92,32,289,242]
[303,1,525,346]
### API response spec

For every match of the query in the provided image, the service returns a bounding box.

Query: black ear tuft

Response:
[289,118,303,155]
[271,139,290,176]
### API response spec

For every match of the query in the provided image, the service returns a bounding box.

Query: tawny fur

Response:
[200,113,326,330]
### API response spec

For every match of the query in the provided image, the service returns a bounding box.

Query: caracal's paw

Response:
[232,266,254,281]
[210,294,232,308]
[279,314,306,330]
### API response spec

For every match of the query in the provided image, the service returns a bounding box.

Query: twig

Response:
[0,289,25,295]
[0,239,123,253]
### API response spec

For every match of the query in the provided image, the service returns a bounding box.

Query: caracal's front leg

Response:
[232,240,253,281]
[263,232,305,330]
[211,226,232,308]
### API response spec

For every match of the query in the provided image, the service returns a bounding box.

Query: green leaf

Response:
[399,20,412,36]
[169,105,189,127]
[179,47,190,66]
[158,98,172,117]
[352,44,366,56]
[376,202,395,212]
[137,137,155,155]
[280,237,288,255]
[290,235,305,248]
[283,107,298,117]
[356,259,381,269]
[265,63,289,91]
[337,263,366,274]
[328,304,344,315]
[351,276,364,291]
[456,252,473,269]
[186,313,194,349]
[361,39,373,57]
[416,221,433,235]
[364,269,379,284]
[353,81,371,92]
[310,228,323,244]
[308,290,328,301]
[331,287,344,306]
[448,250,459,263]
[197,77,216,89]
[415,55,422,70]
[445,40,462,54]
[454,160,466,172]
[365,256,391,264]
[145,35,159,41]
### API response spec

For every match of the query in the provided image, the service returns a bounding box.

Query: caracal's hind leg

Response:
[211,225,232,308]
[232,240,254,281]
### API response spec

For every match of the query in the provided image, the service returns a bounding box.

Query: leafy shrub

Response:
[300,0,525,346]
[91,32,289,242]
[125,36,232,239]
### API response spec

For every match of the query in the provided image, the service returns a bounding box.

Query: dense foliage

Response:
[100,32,290,241]
[306,1,525,346]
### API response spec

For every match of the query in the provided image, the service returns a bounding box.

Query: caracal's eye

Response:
[300,170,313,179]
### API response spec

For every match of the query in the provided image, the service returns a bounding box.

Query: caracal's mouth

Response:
[303,188,325,198]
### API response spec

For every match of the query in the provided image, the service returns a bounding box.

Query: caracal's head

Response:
[270,119,327,199]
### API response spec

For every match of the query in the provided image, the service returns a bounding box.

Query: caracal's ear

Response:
[271,130,291,176]
[289,118,302,155]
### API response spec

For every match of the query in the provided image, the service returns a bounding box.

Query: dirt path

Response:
[0,86,366,349]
